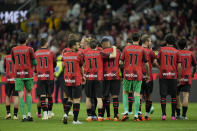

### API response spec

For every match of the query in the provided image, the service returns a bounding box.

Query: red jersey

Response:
[11,45,35,78]
[121,45,148,81]
[35,49,56,80]
[3,55,15,83]
[142,48,156,81]
[157,46,181,79]
[103,48,121,80]
[62,51,83,86]
[83,49,107,80]
[179,50,197,85]
[62,48,71,56]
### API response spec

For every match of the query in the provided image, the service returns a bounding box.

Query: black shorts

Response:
[140,81,153,97]
[66,86,82,99]
[103,80,120,97]
[37,80,54,96]
[159,79,177,97]
[5,83,18,97]
[177,84,191,93]
[85,80,103,98]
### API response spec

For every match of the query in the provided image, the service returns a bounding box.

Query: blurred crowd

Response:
[1,0,197,73]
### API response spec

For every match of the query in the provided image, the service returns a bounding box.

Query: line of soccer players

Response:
[3,32,196,124]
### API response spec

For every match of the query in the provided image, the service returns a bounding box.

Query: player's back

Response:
[62,51,83,86]
[121,45,146,81]
[103,47,120,80]
[4,55,15,83]
[35,49,55,80]
[179,49,197,85]
[11,45,35,78]
[158,46,180,79]
[84,49,103,80]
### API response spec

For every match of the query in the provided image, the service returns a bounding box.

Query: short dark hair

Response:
[165,33,176,45]
[141,34,150,43]
[40,38,47,47]
[178,38,187,50]
[101,38,110,44]
[68,39,77,48]
[90,39,98,49]
[132,32,141,42]
[18,32,28,44]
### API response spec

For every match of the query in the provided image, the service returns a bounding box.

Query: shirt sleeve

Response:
[11,49,15,64]
[120,48,125,61]
[191,52,197,66]
[29,48,35,60]
[142,49,148,63]
[79,53,84,67]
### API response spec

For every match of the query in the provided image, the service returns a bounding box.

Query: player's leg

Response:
[25,79,34,121]
[121,79,132,121]
[145,81,153,120]
[85,80,93,121]
[15,78,26,121]
[111,80,120,121]
[91,97,97,120]
[72,86,82,124]
[170,79,177,120]
[103,80,111,120]
[5,83,11,119]
[181,85,190,120]
[133,80,142,121]
[47,80,55,118]
[159,79,167,120]
[13,85,19,120]
[176,85,181,119]
[128,92,134,114]
[95,81,104,122]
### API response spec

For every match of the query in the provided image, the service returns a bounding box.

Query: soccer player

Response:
[62,39,85,125]
[101,38,121,121]
[4,47,19,120]
[120,32,149,121]
[157,34,182,120]
[139,35,156,120]
[176,38,197,120]
[11,32,37,122]
[35,38,56,120]
[84,39,116,122]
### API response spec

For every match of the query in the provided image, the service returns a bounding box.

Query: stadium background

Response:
[0,0,197,102]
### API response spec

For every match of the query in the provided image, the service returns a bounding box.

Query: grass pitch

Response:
[0,103,197,131]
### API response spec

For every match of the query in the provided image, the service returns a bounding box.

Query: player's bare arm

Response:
[109,46,117,58]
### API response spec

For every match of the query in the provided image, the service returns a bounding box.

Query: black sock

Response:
[65,101,72,115]
[87,109,92,117]
[48,97,53,111]
[91,98,97,116]
[160,97,166,115]
[37,105,41,114]
[73,103,80,121]
[182,106,188,117]
[128,93,133,112]
[14,108,18,116]
[63,98,68,113]
[102,99,106,117]
[105,98,110,117]
[40,97,47,112]
[6,105,10,114]
[171,97,177,117]
[113,97,119,118]
[146,100,151,113]
[139,99,142,113]
[98,108,103,117]
[176,108,180,116]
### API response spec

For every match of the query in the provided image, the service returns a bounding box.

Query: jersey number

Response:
[66,61,74,73]
[107,59,115,68]
[16,54,26,66]
[184,58,187,69]
[129,54,138,66]
[164,55,173,66]
[88,58,97,69]
[39,57,48,68]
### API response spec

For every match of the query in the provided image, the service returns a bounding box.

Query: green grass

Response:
[0,103,197,131]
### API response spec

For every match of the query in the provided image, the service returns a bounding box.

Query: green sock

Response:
[19,97,25,115]
[134,96,140,116]
[26,95,32,113]
[123,94,128,113]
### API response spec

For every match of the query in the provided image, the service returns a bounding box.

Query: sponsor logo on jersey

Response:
[85,74,98,78]
[38,74,50,78]
[7,78,15,81]
[162,72,175,76]
[16,71,28,75]
[65,79,75,83]
[104,73,116,77]
[125,73,137,78]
